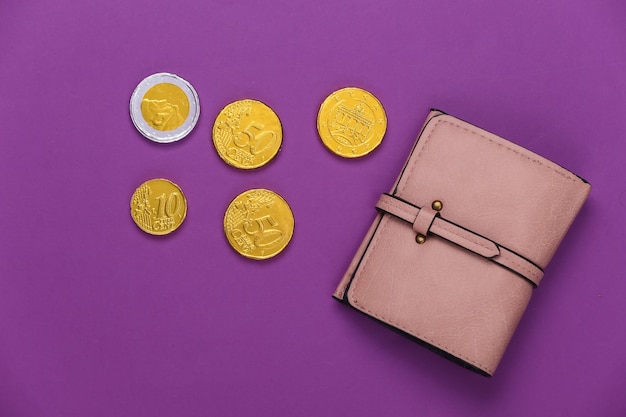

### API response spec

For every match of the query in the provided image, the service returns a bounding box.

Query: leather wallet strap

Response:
[376,194,544,287]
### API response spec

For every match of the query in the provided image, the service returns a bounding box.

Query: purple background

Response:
[1,0,624,416]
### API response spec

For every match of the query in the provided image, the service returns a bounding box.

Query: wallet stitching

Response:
[356,305,494,374]
[379,198,542,283]
[381,197,496,255]
[383,197,540,282]
[500,254,540,281]
[352,290,494,374]
[434,221,494,253]
[381,196,504,261]
[350,216,494,374]
[352,118,568,375]
[351,119,559,375]
[378,198,416,221]
[403,118,547,282]
[405,119,579,186]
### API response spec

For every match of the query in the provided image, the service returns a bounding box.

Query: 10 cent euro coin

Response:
[213,99,283,169]
[317,87,387,158]
[130,73,200,143]
[223,189,294,260]
[130,178,187,235]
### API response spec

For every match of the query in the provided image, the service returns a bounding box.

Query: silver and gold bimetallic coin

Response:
[130,178,187,235]
[130,73,200,143]
[223,189,294,260]
[317,87,387,158]
[212,99,282,169]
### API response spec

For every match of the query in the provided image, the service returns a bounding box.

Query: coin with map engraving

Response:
[212,99,283,169]
[130,73,200,143]
[317,87,387,158]
[130,178,187,235]
[223,188,294,260]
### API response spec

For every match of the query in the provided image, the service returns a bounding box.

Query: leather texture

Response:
[375,194,543,286]
[333,111,591,376]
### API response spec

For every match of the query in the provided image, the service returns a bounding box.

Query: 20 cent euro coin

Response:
[317,87,387,158]
[213,99,282,169]
[130,178,187,235]
[130,73,200,143]
[223,189,294,260]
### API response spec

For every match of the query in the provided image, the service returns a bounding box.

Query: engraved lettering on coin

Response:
[130,178,187,235]
[317,87,387,158]
[130,73,200,143]
[223,188,294,260]
[213,99,282,169]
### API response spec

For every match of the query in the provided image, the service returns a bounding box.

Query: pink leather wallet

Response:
[333,110,591,376]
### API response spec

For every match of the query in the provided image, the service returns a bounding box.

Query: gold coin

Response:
[130,179,187,235]
[141,83,190,131]
[130,73,200,143]
[212,99,283,169]
[317,87,387,158]
[223,189,294,260]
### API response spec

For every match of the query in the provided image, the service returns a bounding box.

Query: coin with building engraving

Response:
[317,87,387,158]
[212,99,283,169]
[223,188,294,260]
[130,179,187,235]
[130,73,200,143]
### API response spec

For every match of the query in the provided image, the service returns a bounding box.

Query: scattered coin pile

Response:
[128,72,387,259]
